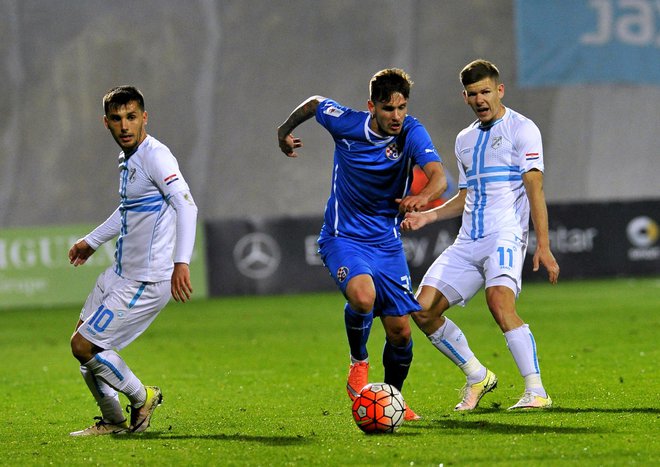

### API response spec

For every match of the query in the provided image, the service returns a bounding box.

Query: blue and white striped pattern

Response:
[115,159,166,276]
[465,121,521,240]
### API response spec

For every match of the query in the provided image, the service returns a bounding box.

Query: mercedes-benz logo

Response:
[233,232,281,279]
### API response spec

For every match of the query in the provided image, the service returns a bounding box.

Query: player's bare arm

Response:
[523,169,560,284]
[401,188,466,232]
[171,262,193,303]
[277,95,325,157]
[397,161,447,213]
[68,239,96,267]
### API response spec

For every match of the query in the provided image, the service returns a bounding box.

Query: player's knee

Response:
[70,332,94,364]
[411,308,443,335]
[345,275,376,313]
[385,324,411,347]
[412,290,449,333]
[411,308,430,329]
[347,290,375,313]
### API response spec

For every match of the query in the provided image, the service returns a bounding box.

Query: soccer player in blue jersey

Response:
[277,69,447,420]
[402,60,560,410]
[68,86,198,435]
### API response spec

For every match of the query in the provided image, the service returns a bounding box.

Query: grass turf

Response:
[0,277,658,466]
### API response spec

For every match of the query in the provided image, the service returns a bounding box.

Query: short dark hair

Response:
[103,86,145,114]
[369,68,413,103]
[460,60,500,87]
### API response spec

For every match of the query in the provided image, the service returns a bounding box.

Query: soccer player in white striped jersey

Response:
[68,86,198,435]
[402,60,560,410]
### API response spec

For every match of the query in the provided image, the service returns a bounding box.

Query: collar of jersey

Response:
[478,107,507,131]
[363,114,396,145]
[118,135,150,164]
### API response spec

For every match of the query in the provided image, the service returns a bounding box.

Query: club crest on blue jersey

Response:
[337,266,349,283]
[385,142,401,160]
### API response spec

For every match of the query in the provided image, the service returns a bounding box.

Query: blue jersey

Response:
[315,98,441,244]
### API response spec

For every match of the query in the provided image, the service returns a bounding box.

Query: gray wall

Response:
[1,0,658,228]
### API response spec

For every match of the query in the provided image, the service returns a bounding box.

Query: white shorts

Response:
[78,267,171,351]
[419,231,527,307]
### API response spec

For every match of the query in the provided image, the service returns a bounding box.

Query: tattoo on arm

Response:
[278,96,323,138]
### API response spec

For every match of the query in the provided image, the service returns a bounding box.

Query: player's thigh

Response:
[371,245,420,317]
[80,267,116,323]
[319,237,374,294]
[483,232,525,297]
[419,243,483,306]
[78,276,170,351]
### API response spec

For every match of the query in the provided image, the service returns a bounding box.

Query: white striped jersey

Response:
[112,135,192,282]
[455,107,544,241]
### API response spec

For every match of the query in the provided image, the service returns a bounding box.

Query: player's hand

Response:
[278,132,303,158]
[533,247,560,285]
[69,239,95,267]
[400,211,427,232]
[396,195,429,214]
[171,263,193,303]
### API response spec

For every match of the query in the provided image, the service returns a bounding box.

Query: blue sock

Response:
[383,339,413,392]
[344,304,373,361]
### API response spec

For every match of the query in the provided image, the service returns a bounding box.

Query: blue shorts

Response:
[318,236,420,317]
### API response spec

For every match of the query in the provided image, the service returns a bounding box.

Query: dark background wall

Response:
[1,0,658,229]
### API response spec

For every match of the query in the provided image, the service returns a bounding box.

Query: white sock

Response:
[523,373,546,397]
[350,355,369,364]
[504,324,547,397]
[460,357,488,384]
[428,318,486,383]
[84,350,147,407]
[80,365,126,424]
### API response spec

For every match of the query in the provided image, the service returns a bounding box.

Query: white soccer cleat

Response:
[508,391,553,410]
[454,369,498,411]
[70,417,129,436]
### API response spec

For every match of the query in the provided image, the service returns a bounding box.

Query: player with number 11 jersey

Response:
[455,107,544,243]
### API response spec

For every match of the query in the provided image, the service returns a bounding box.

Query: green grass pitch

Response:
[1,277,658,466]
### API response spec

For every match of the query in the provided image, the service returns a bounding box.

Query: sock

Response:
[460,357,488,385]
[84,350,147,407]
[80,365,126,424]
[382,339,413,392]
[428,318,486,383]
[344,304,373,362]
[504,324,547,397]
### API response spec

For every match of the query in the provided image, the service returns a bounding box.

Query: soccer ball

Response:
[351,383,405,433]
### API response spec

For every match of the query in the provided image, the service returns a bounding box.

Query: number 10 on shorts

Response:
[87,305,115,334]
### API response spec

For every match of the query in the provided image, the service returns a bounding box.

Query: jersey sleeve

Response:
[168,190,198,264]
[515,119,544,173]
[315,98,365,139]
[84,207,121,249]
[455,136,468,189]
[404,121,442,166]
[144,147,191,198]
